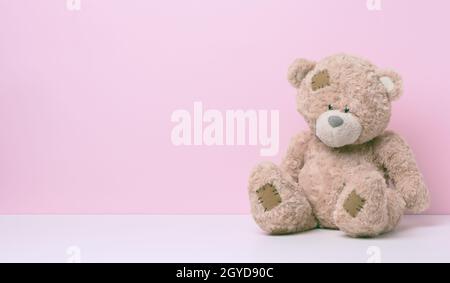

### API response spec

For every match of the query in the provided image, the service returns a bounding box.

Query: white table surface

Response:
[0,215,448,263]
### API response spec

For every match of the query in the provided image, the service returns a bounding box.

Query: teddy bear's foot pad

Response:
[343,190,366,218]
[256,184,282,212]
[333,173,394,237]
[248,162,317,234]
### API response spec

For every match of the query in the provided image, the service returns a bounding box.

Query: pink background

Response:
[0,0,449,214]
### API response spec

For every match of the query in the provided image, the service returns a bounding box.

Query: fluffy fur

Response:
[248,54,429,237]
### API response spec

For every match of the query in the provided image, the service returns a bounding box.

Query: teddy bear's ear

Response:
[378,69,403,101]
[287,58,316,88]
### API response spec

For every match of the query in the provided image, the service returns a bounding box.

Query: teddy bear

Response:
[248,53,429,237]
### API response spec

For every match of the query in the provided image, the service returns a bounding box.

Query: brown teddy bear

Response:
[248,54,429,237]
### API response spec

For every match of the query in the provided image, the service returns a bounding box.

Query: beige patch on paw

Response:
[344,190,366,217]
[256,184,282,212]
[311,69,330,91]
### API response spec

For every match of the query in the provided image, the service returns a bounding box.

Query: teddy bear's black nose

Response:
[328,116,344,128]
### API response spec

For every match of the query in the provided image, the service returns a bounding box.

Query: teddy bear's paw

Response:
[334,174,391,237]
[248,162,285,214]
[251,186,317,235]
[248,164,317,234]
[248,162,283,207]
[256,183,282,212]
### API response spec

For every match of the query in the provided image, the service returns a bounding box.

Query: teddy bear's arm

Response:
[280,131,313,183]
[373,131,429,213]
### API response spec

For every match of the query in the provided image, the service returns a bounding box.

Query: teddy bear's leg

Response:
[249,162,317,234]
[333,170,405,237]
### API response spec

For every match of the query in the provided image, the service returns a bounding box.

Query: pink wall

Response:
[0,0,449,214]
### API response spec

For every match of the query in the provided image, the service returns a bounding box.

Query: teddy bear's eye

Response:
[328,104,333,110]
[344,106,350,113]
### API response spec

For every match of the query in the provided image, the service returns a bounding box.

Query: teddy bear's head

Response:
[288,53,402,148]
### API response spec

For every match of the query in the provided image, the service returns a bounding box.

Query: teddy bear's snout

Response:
[315,110,362,148]
[328,116,344,128]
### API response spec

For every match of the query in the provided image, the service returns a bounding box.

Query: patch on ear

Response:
[287,58,316,88]
[378,70,403,101]
[380,76,395,92]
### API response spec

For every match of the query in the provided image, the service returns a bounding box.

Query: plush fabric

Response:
[248,54,429,237]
